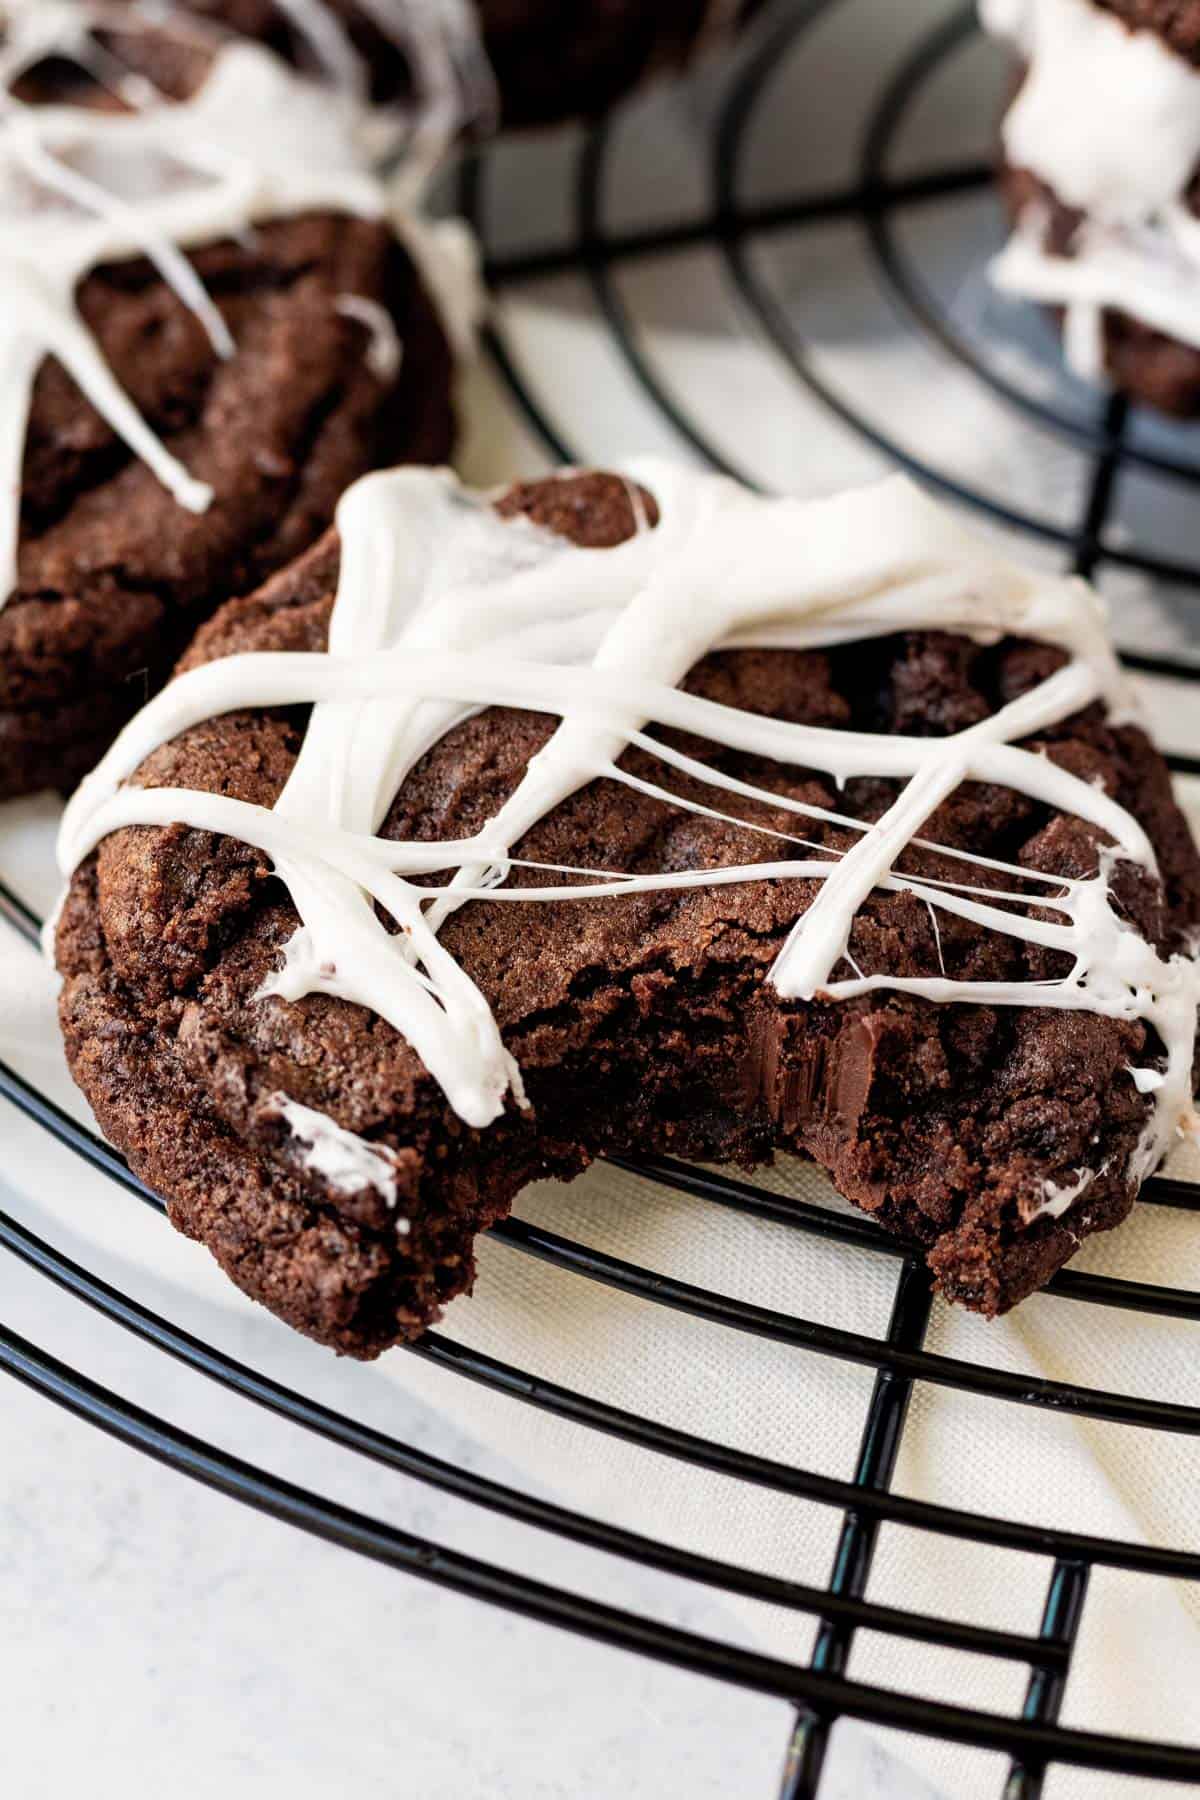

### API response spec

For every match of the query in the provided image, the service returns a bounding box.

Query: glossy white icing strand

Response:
[1029,1160,1109,1223]
[982,0,1200,373]
[198,0,498,142]
[268,1093,410,1224]
[991,206,1200,367]
[57,463,1200,1196]
[359,0,498,142]
[0,2,480,606]
[267,0,370,94]
[982,0,1200,221]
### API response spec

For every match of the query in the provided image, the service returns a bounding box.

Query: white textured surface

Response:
[3,3,1200,1797]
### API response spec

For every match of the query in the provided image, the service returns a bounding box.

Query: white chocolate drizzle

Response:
[266,1091,409,1223]
[1028,1159,1110,1223]
[982,0,1200,376]
[56,461,1200,1213]
[0,1,481,607]
[334,293,404,381]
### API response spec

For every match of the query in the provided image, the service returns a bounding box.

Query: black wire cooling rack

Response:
[2,1,1200,1793]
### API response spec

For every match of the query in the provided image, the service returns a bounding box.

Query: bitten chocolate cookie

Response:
[0,4,464,799]
[55,460,1200,1356]
[144,0,761,127]
[984,0,1200,415]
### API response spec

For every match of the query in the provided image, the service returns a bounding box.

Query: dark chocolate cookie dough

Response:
[998,160,1200,419]
[992,2,1200,415]
[56,471,1200,1356]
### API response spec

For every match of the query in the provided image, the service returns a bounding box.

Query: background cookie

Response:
[55,465,1200,1355]
[0,9,461,798]
[154,0,764,127]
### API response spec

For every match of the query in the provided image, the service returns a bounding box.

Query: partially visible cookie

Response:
[1093,1,1200,64]
[984,0,1200,414]
[146,0,762,126]
[0,7,460,799]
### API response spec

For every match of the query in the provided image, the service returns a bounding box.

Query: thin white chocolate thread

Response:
[265,0,370,95]
[56,462,1200,1210]
[1029,1160,1110,1223]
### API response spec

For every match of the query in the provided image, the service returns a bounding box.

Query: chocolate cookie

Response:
[55,462,1200,1356]
[145,0,761,127]
[998,164,1200,417]
[984,0,1200,415]
[0,7,460,800]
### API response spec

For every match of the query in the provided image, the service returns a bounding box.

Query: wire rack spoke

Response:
[0,1316,828,1704]
[611,1153,1200,1308]
[780,1258,934,1799]
[411,1333,1200,1580]
[1004,1559,1091,1800]
[455,155,582,464]
[0,876,39,942]
[574,120,754,482]
[1124,651,1200,685]
[1141,1175,1200,1213]
[0,1053,164,1211]
[1,1200,1059,1666]
[483,163,993,289]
